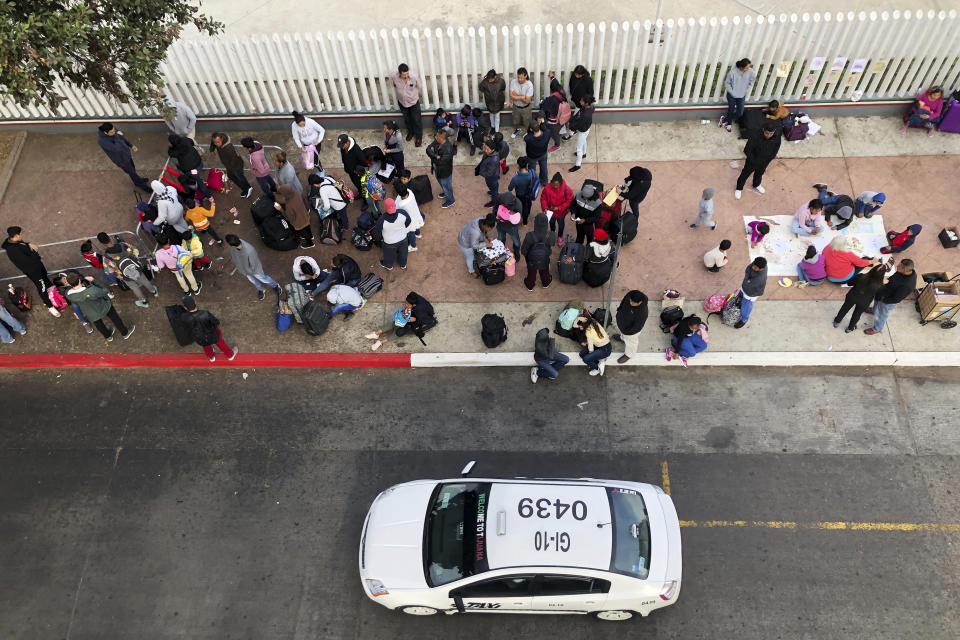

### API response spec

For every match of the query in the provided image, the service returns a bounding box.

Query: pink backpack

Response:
[47,285,68,311]
[505,252,516,277]
[703,294,726,314]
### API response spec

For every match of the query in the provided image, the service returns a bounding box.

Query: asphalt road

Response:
[1,367,958,640]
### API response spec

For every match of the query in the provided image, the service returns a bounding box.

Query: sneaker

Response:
[441,200,455,209]
[733,320,746,329]
[542,279,551,289]
[371,339,384,350]
[718,115,727,128]
[208,238,216,246]
[378,261,393,271]
[194,281,203,295]
[548,145,560,152]
[408,246,418,252]
[927,128,935,137]
[865,306,874,314]
[899,125,908,134]
[48,306,61,317]
[734,190,742,200]
[228,346,239,361]
[342,311,354,322]
[122,324,136,340]
[813,183,828,191]
[598,360,606,376]
[2,338,13,344]
[257,289,266,301]
[400,265,407,270]
[135,299,149,308]
[864,328,881,335]
[512,129,521,139]
[725,124,732,132]
[105,328,116,342]
[469,147,476,156]
[530,367,539,384]
[153,287,160,297]
[832,320,841,328]
[588,368,601,376]
[208,355,216,362]
[844,325,856,333]
[617,354,630,364]
[438,192,447,200]
[665,347,675,361]
[82,323,94,334]
[364,332,380,340]
[840,283,852,288]
[796,280,809,289]
[561,134,572,141]
[483,201,494,208]
[568,165,581,172]
[415,232,423,239]
[301,241,316,249]
[679,356,689,368]
[525,285,535,292]
[689,223,697,229]
[243,187,254,199]
[755,185,765,194]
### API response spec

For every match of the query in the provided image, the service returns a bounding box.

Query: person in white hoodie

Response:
[291,110,325,171]
[373,198,413,271]
[307,173,349,230]
[151,180,188,232]
[394,183,424,252]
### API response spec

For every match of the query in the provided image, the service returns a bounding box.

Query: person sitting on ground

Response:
[833,263,887,333]
[366,291,437,350]
[881,224,922,254]
[763,99,790,125]
[433,107,455,131]
[327,284,364,321]
[823,235,877,284]
[746,217,779,248]
[704,239,731,272]
[792,198,826,237]
[665,314,707,368]
[796,245,827,288]
[810,183,856,230]
[855,191,885,218]
[530,326,571,383]
[901,86,944,136]
[574,314,612,377]
[293,256,323,293]
[455,104,477,155]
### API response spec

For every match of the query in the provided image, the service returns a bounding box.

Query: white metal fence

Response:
[1,10,958,121]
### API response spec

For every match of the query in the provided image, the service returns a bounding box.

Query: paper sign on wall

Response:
[803,73,816,86]
[830,57,847,71]
[776,61,790,77]
[851,58,868,74]
[871,59,887,73]
[827,69,842,83]
[810,56,826,71]
[845,73,859,86]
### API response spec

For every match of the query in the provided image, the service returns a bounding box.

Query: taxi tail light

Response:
[365,579,389,597]
[659,580,678,601]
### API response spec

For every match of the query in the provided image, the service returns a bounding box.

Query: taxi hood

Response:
[361,481,435,590]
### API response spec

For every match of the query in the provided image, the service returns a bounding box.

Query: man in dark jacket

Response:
[864,259,917,335]
[478,70,507,132]
[338,134,367,206]
[425,128,455,209]
[615,290,649,363]
[2,226,59,315]
[618,166,652,218]
[567,95,595,173]
[168,134,212,198]
[570,183,602,244]
[736,257,768,328]
[520,213,556,290]
[736,122,781,199]
[96,122,149,190]
[531,327,570,383]
[182,294,238,362]
[564,65,594,139]
[210,132,253,198]
[475,140,501,208]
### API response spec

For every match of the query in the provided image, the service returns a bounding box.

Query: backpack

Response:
[356,210,376,231]
[320,217,341,245]
[206,168,226,192]
[174,246,193,271]
[276,300,293,332]
[259,214,298,251]
[408,174,434,205]
[364,173,386,200]
[250,196,276,227]
[526,170,541,200]
[557,101,572,126]
[47,286,68,311]
[527,238,550,265]
[721,292,743,326]
[352,227,373,251]
[703,294,727,314]
[357,273,384,298]
[659,305,684,333]
[481,313,508,348]
[301,300,330,336]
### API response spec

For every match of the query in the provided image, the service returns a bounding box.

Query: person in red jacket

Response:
[823,235,877,283]
[539,172,574,246]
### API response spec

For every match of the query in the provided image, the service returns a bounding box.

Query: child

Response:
[746,217,779,248]
[181,229,211,271]
[455,104,477,155]
[433,108,455,131]
[703,239,731,272]
[185,199,222,246]
[80,239,119,285]
[382,119,404,177]
[690,188,716,230]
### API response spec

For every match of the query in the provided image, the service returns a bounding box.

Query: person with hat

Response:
[373,198,413,271]
[475,140,501,208]
[181,294,238,362]
[690,187,717,229]
[494,192,523,258]
[569,183,603,244]
[735,121,781,200]
[478,69,507,132]
[854,190,886,218]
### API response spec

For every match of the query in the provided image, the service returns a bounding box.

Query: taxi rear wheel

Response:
[398,605,440,616]
[593,609,635,621]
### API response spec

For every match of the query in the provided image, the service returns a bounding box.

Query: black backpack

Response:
[659,305,684,333]
[408,174,434,205]
[301,300,331,336]
[250,196,276,227]
[527,239,550,266]
[357,273,384,298]
[481,313,508,348]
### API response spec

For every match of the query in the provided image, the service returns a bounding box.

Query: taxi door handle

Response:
[513,602,525,605]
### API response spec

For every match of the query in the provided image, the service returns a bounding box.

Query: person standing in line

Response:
[541,76,567,151]
[389,63,423,147]
[703,239,731,272]
[0,296,27,344]
[98,232,158,308]
[274,184,314,249]
[574,314,612,376]
[79,239,119,286]
[690,188,717,230]
[736,257,768,329]
[180,294,238,362]
[735,122,780,199]
[64,271,135,341]
[479,69,507,132]
[154,235,201,296]
[616,166,653,219]
[510,68,534,138]
[520,212,555,291]
[494,192,523,258]
[96,123,149,191]
[719,58,756,132]
[2,227,60,316]
[382,119,405,176]
[209,133,253,199]
[291,110,325,171]
[507,157,536,225]
[476,140,501,208]
[615,290,648,364]
[151,180,189,233]
[425,128,455,209]
[274,151,303,195]
[563,65,594,140]
[864,259,916,335]
[240,137,276,198]
[540,172,574,244]
[530,327,570,383]
[523,116,550,185]
[164,97,197,141]
[337,134,368,209]
[394,184,424,252]
[224,234,281,301]
[457,213,498,278]
[567,95,595,173]
[373,198,413,271]
[167,134,212,200]
[833,263,886,333]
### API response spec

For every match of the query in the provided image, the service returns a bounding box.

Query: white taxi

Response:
[359,467,681,621]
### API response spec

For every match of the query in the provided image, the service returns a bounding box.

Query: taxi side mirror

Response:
[452,593,465,613]
[460,461,476,476]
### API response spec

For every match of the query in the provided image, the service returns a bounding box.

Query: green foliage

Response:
[0,1,222,113]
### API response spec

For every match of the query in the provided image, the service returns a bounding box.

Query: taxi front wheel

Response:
[398,606,441,616]
[593,610,635,621]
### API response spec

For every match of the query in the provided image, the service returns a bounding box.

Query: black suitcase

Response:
[557,235,585,284]
[408,174,434,205]
[165,304,194,346]
[582,256,614,287]
[250,195,275,227]
[260,214,298,251]
[480,262,506,285]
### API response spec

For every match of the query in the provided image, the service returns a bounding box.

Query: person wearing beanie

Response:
[690,187,717,229]
[181,294,238,362]
[855,191,886,218]
[587,228,611,260]
[569,183,603,244]
[96,122,149,190]
[519,212,556,290]
[373,198,413,271]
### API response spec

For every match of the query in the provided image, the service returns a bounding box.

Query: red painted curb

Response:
[0,353,412,369]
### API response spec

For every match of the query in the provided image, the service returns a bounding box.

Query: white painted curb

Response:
[410,351,960,368]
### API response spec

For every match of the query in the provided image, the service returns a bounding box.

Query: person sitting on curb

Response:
[796,245,827,288]
[880,224,922,254]
[574,315,612,377]
[665,314,707,368]
[704,239,731,272]
[366,291,437,350]
[530,327,570,383]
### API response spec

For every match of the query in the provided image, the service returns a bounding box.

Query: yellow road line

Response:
[680,520,960,532]
[660,461,671,496]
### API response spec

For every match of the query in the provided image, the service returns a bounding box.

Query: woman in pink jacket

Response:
[240,137,276,197]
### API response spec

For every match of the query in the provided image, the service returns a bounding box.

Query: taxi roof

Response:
[485,482,612,571]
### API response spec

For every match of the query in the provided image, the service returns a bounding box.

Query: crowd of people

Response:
[2,60,947,371]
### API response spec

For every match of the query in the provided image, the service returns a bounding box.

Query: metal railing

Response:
[0,230,152,283]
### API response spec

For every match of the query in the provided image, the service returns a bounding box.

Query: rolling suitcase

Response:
[938,100,960,133]
[165,304,194,346]
[557,235,585,284]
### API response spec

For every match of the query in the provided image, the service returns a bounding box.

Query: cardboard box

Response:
[919,281,960,320]
[938,226,959,248]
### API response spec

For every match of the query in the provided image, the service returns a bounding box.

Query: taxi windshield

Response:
[424,482,491,586]
[607,488,651,579]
